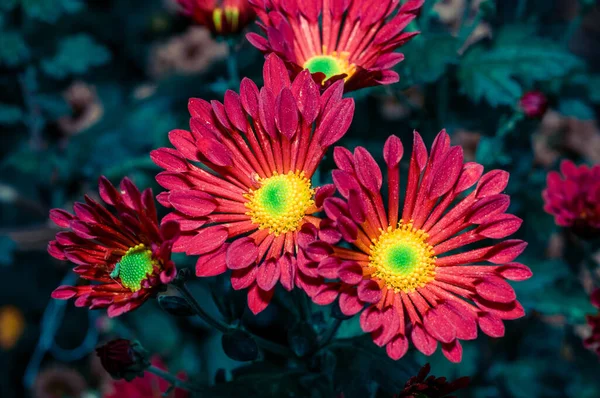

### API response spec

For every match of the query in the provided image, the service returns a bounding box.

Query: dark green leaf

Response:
[287,321,318,357]
[0,32,30,67]
[157,295,195,317]
[0,104,24,125]
[42,34,110,79]
[221,330,259,362]
[458,25,583,106]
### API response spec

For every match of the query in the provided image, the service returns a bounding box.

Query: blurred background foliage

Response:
[1,0,600,397]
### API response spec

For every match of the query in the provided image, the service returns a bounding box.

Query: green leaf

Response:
[558,98,595,120]
[0,103,24,125]
[0,31,30,67]
[21,0,84,23]
[41,34,110,79]
[588,75,600,104]
[458,25,583,106]
[400,34,460,84]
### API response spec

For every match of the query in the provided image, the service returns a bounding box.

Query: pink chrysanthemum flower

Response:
[49,177,180,317]
[307,131,531,362]
[177,0,256,35]
[151,54,354,314]
[543,160,600,238]
[247,0,423,92]
[584,288,600,358]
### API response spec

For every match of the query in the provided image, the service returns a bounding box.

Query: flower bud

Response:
[96,339,150,381]
[519,91,548,119]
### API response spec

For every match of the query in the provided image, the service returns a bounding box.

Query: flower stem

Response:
[226,38,240,88]
[174,283,230,334]
[174,282,294,357]
[320,318,342,348]
[148,365,200,393]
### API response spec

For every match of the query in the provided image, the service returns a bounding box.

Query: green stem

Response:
[226,39,240,88]
[148,365,200,392]
[320,318,342,348]
[496,111,524,139]
[174,282,294,357]
[174,283,230,333]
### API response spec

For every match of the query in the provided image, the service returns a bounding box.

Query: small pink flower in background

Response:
[308,130,531,362]
[103,357,188,398]
[49,177,180,317]
[151,54,354,314]
[178,0,256,35]
[543,160,600,238]
[247,0,423,92]
[519,91,549,119]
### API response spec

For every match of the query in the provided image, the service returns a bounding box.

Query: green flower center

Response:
[303,54,355,81]
[368,221,437,292]
[386,245,419,274]
[111,244,155,292]
[245,171,315,236]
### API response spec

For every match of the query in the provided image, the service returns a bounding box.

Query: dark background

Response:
[1,0,600,397]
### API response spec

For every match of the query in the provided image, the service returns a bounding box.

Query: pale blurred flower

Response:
[34,366,87,398]
[149,26,228,78]
[434,0,492,53]
[58,81,103,136]
[452,129,481,162]
[533,109,600,167]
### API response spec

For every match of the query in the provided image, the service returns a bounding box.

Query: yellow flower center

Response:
[368,220,436,293]
[212,6,240,33]
[303,52,356,81]
[245,171,315,237]
[110,244,156,292]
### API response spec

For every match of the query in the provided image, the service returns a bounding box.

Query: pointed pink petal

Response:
[226,237,258,269]
[248,284,274,315]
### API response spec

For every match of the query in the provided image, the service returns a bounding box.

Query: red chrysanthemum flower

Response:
[49,177,180,317]
[543,160,600,238]
[247,0,423,92]
[308,130,532,362]
[151,54,354,314]
[178,0,256,35]
[519,90,548,119]
[584,288,600,358]
[395,363,470,398]
[104,357,189,398]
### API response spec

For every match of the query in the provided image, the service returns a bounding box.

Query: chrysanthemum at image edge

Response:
[178,0,256,35]
[542,160,600,237]
[247,0,423,91]
[307,131,532,362]
[49,177,180,317]
[151,54,354,314]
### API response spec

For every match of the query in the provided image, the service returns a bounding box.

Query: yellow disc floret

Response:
[303,52,357,81]
[111,244,156,292]
[245,171,315,236]
[368,220,436,293]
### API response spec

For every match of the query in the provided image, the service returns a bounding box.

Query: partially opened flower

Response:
[584,288,600,358]
[247,0,423,92]
[151,54,354,314]
[309,130,531,362]
[49,177,180,317]
[543,160,600,238]
[395,363,470,398]
[178,0,256,35]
